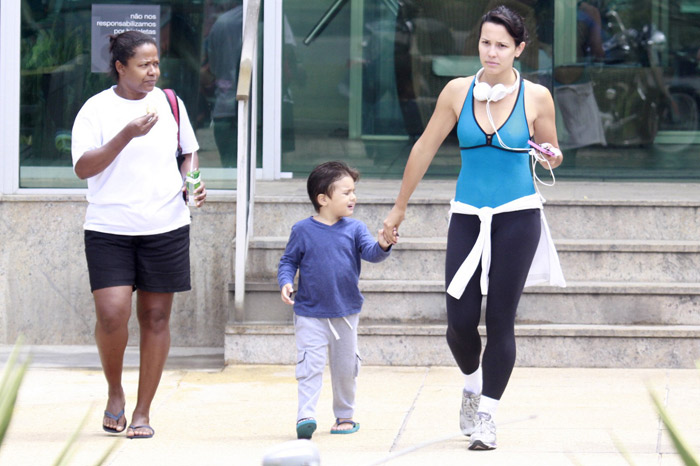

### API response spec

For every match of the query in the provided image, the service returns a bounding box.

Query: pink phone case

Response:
[528,140,556,157]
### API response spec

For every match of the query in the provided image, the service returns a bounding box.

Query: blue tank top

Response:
[454,78,535,208]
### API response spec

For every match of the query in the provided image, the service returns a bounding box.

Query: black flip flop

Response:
[103,409,126,434]
[127,424,155,439]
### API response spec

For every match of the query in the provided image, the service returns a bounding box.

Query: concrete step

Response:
[224,322,700,368]
[253,199,451,238]
[545,201,699,241]
[230,280,700,327]
[228,182,700,368]
[245,237,700,283]
[555,239,700,282]
[253,197,700,241]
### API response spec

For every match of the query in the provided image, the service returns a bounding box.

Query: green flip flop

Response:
[296,418,317,439]
[330,419,360,434]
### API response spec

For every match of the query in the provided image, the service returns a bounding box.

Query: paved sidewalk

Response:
[1,347,699,465]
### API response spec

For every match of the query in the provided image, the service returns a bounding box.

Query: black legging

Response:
[445,208,541,400]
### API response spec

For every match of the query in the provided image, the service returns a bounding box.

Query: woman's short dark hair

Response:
[108,31,157,81]
[480,5,529,46]
[307,161,360,212]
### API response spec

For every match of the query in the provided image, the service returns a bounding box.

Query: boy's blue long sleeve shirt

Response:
[277,216,391,318]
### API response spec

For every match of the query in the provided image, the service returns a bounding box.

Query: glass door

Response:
[17,0,263,189]
[281,0,556,179]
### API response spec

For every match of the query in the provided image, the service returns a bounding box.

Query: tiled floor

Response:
[1,347,698,466]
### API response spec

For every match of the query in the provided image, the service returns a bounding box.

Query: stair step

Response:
[556,239,700,251]
[252,237,700,251]
[230,181,700,368]
[231,280,700,326]
[239,279,700,294]
[224,323,700,368]
[245,237,700,283]
[225,322,700,337]
[253,199,700,240]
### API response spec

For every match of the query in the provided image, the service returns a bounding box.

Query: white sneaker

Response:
[468,412,497,450]
[459,389,481,436]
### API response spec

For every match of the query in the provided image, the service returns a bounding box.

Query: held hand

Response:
[537,143,563,169]
[377,228,394,251]
[281,283,295,305]
[193,180,207,207]
[382,206,405,245]
[182,180,207,207]
[126,113,159,139]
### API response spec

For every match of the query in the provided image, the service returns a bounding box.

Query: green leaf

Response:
[649,389,700,466]
[50,403,123,466]
[611,432,637,465]
[92,438,122,466]
[52,403,93,466]
[0,338,31,447]
[2,337,117,465]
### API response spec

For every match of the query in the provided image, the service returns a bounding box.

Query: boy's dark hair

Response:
[108,31,158,82]
[307,161,360,212]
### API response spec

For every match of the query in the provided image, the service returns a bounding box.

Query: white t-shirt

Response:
[72,86,199,235]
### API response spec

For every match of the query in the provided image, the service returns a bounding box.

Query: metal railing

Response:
[234,0,260,321]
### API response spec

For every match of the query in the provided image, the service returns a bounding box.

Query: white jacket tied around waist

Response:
[446,194,566,298]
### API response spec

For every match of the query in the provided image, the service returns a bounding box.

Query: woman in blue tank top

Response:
[383,6,565,451]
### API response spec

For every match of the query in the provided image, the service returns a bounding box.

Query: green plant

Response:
[1,338,120,465]
[53,404,121,466]
[0,337,31,448]
[612,362,700,466]
[649,386,699,466]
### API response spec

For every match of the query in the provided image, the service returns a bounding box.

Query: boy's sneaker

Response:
[459,389,481,436]
[468,412,497,450]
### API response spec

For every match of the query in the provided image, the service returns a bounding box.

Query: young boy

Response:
[278,161,392,440]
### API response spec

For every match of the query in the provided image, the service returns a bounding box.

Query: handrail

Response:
[234,0,260,321]
[236,0,260,100]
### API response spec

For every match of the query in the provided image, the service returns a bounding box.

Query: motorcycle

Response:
[594,7,699,148]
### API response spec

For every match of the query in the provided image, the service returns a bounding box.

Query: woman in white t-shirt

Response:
[71,31,206,440]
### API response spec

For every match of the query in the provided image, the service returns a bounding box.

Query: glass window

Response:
[552,0,700,179]
[16,1,700,186]
[281,0,700,181]
[19,0,257,189]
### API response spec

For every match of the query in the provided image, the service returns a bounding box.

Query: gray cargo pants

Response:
[294,313,361,422]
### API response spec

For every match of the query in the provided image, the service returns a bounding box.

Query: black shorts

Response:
[84,225,191,293]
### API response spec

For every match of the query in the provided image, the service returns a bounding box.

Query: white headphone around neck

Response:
[473,67,520,102]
